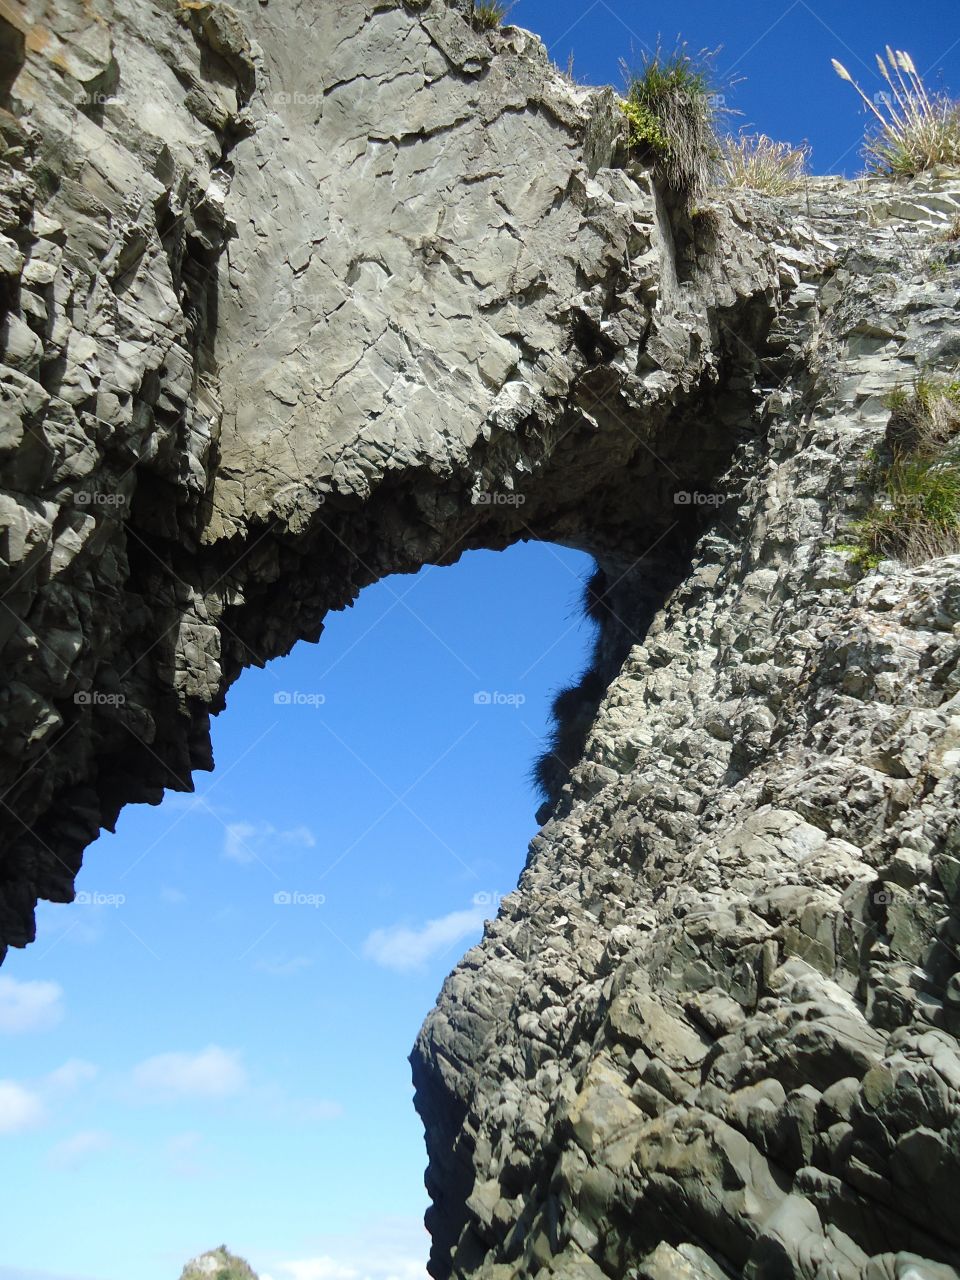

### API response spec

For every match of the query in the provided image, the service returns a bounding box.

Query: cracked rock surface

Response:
[413,177,960,1278]
[1,2,960,1278]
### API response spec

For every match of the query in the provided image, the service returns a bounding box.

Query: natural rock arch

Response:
[0,0,775,954]
[4,3,960,1280]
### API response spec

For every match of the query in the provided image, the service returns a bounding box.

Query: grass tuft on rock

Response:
[620,44,722,202]
[717,132,811,194]
[851,378,960,568]
[833,48,960,176]
[470,1,510,31]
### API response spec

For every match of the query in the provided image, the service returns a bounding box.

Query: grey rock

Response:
[1,5,960,1280]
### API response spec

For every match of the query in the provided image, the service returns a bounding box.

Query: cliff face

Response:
[0,0,774,954]
[413,176,960,1280]
[2,3,960,1279]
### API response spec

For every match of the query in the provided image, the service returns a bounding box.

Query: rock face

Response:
[0,0,772,953]
[413,173,960,1279]
[2,2,960,1279]
[179,1245,258,1280]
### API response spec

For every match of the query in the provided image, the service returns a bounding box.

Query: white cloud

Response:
[363,906,486,973]
[223,821,260,862]
[0,1057,95,1137]
[275,1263,357,1280]
[35,902,102,947]
[160,886,187,904]
[0,1080,45,1133]
[130,1046,247,1101]
[224,821,316,864]
[47,1129,113,1170]
[0,975,64,1033]
[45,1059,97,1094]
[266,1217,429,1280]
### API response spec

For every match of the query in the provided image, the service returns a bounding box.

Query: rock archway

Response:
[0,0,775,953]
[4,3,960,1280]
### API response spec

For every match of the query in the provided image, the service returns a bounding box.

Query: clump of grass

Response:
[620,44,723,202]
[717,132,811,194]
[851,377,960,566]
[470,1,510,31]
[884,375,960,453]
[832,48,960,176]
[943,213,960,242]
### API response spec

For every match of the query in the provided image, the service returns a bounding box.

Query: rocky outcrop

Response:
[0,0,774,957]
[179,1245,258,1280]
[2,2,960,1278]
[412,177,960,1279]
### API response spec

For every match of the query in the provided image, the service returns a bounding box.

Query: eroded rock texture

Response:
[414,173,960,1279]
[2,2,960,1278]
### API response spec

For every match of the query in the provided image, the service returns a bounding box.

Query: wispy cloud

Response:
[223,821,316,864]
[0,1056,97,1137]
[263,1215,429,1280]
[34,902,104,947]
[0,976,64,1033]
[130,1046,247,1101]
[47,1130,114,1170]
[0,1080,45,1133]
[45,1059,97,1094]
[363,906,486,973]
[299,1099,343,1122]
[255,955,314,977]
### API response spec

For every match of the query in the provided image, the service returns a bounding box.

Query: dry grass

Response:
[851,378,960,567]
[470,1,511,31]
[717,132,811,194]
[833,48,960,176]
[621,44,723,202]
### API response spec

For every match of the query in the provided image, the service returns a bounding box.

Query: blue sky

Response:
[515,0,960,176]
[0,543,597,1280]
[3,4,960,1279]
